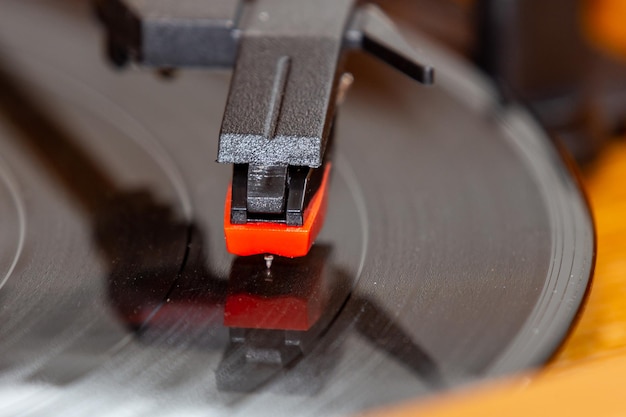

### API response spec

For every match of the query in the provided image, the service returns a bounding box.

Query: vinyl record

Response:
[0,1,593,416]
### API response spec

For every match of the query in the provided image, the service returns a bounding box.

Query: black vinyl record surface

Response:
[0,1,593,416]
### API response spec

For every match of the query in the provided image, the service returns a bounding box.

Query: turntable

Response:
[0,1,600,416]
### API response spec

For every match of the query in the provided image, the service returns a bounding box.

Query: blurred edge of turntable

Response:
[0,1,594,416]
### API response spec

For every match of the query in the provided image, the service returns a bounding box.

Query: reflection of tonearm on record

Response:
[114,248,443,394]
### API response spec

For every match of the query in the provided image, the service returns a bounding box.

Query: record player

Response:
[0,0,617,416]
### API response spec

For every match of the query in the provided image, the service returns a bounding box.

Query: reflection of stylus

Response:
[96,0,434,259]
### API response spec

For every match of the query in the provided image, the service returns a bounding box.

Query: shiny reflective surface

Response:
[0,1,594,416]
[0,158,25,290]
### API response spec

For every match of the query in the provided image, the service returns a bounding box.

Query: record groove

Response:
[0,1,594,416]
[0,158,26,291]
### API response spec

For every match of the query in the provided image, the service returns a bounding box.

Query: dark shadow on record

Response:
[0,54,444,394]
[0,54,204,382]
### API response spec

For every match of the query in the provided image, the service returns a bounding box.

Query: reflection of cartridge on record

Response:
[225,248,331,331]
